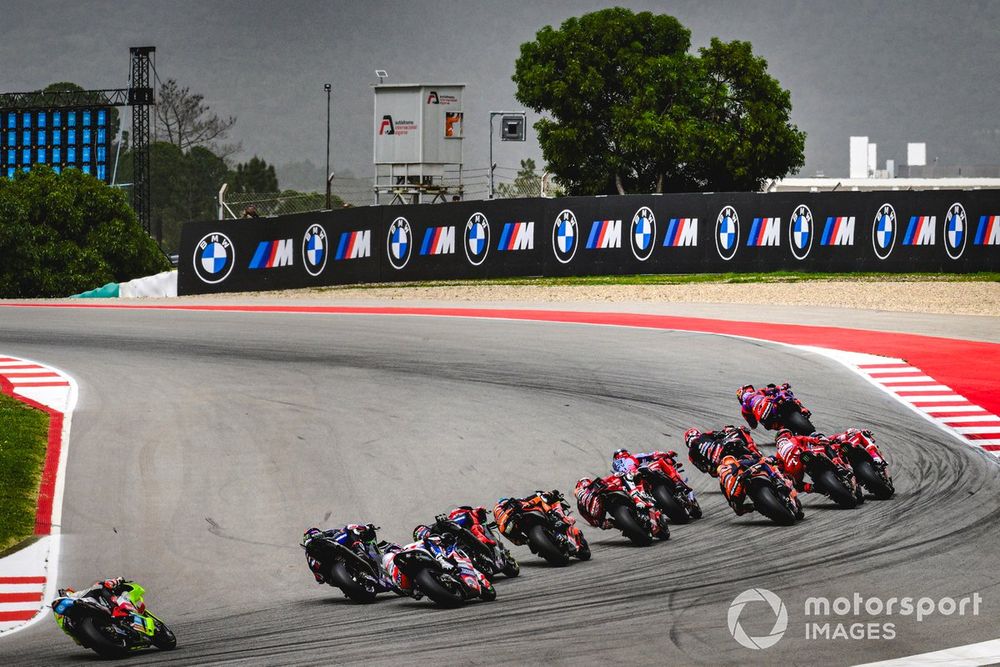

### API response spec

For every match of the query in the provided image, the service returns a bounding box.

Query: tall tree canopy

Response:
[154,79,238,157]
[232,156,279,194]
[513,7,805,194]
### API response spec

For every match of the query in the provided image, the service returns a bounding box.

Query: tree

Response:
[513,8,805,194]
[496,158,541,198]
[0,166,169,298]
[154,79,238,157]
[231,156,279,193]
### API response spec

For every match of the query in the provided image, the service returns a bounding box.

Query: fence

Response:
[179,189,998,295]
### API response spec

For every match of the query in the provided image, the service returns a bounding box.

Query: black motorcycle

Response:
[52,584,175,659]
[800,444,862,509]
[302,529,395,603]
[493,493,591,566]
[635,453,703,523]
[433,515,520,578]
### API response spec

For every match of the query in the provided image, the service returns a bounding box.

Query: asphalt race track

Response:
[2,306,999,665]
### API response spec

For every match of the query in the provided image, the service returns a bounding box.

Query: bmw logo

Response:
[192,232,235,284]
[788,204,813,261]
[944,202,967,260]
[387,217,412,270]
[715,206,740,261]
[302,224,328,276]
[464,212,490,266]
[872,203,897,260]
[630,206,656,262]
[552,209,578,264]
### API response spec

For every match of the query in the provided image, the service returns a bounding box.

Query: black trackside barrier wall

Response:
[178,190,999,295]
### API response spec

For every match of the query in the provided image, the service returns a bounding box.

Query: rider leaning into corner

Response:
[438,506,496,546]
[380,524,494,600]
[685,424,761,475]
[737,382,811,430]
[59,578,144,619]
[773,427,886,493]
[302,523,393,584]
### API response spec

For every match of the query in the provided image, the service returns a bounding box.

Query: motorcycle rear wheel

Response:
[855,459,895,499]
[78,616,130,659]
[815,469,858,509]
[610,504,653,546]
[747,479,797,526]
[414,569,465,608]
[527,524,570,566]
[575,534,592,561]
[330,561,378,603]
[501,553,520,578]
[651,483,690,524]
[783,410,815,435]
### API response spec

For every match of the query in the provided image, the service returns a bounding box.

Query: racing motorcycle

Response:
[302,527,396,603]
[738,458,804,526]
[799,439,863,509]
[52,583,176,659]
[635,453,703,523]
[758,384,816,435]
[391,535,496,607]
[583,474,670,546]
[493,492,590,566]
[834,428,895,500]
[433,511,519,578]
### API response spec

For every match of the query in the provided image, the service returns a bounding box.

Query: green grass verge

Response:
[0,392,49,552]
[309,271,1000,291]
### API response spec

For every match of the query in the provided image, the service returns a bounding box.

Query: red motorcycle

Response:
[576,474,670,546]
[635,453,702,523]
[832,429,894,500]
[798,440,862,509]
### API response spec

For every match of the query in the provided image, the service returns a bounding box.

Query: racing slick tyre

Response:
[688,497,703,520]
[854,459,895,499]
[151,620,177,650]
[747,479,797,526]
[815,469,859,509]
[480,583,497,602]
[650,483,690,524]
[527,524,570,566]
[575,535,592,561]
[610,504,653,546]
[78,616,130,659]
[501,553,521,578]
[330,561,378,603]
[783,410,815,436]
[655,514,671,540]
[414,569,465,608]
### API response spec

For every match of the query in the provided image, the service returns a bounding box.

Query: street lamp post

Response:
[324,83,332,210]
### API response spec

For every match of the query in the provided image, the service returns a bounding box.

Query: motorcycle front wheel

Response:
[151,620,177,650]
[414,569,466,608]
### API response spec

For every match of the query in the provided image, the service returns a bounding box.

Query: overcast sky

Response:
[2,0,998,190]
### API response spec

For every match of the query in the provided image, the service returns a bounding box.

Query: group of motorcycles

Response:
[50,383,897,657]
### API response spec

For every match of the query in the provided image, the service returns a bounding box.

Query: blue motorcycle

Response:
[302,527,396,603]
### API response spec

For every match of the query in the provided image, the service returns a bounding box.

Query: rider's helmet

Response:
[737,384,755,403]
[683,428,701,448]
[775,428,793,443]
[358,524,377,542]
[302,527,322,545]
[574,477,593,495]
[613,448,631,459]
[473,507,489,523]
[413,524,431,542]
